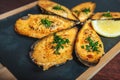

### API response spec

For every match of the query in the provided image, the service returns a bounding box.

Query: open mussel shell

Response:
[40,7,80,24]
[40,8,53,15]
[29,51,35,64]
[29,38,71,70]
[38,0,80,24]
[75,52,99,66]
[29,40,41,67]
[21,15,29,20]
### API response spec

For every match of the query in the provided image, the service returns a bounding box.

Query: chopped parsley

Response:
[52,34,70,54]
[81,36,101,52]
[73,10,80,16]
[81,45,84,49]
[102,11,112,17]
[82,8,90,14]
[53,5,64,11]
[41,18,52,28]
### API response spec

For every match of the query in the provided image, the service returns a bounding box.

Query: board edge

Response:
[0,1,37,20]
[76,41,120,80]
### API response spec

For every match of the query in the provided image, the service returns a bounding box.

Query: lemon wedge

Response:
[91,20,120,37]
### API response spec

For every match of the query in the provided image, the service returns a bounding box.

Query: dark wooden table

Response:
[0,0,120,80]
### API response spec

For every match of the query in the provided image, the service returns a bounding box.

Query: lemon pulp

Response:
[97,20,120,33]
[91,20,120,37]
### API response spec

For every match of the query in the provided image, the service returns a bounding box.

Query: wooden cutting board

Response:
[0,1,120,80]
[0,64,16,80]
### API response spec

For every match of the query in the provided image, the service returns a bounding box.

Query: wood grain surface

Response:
[92,54,120,80]
[0,64,16,80]
[0,0,36,14]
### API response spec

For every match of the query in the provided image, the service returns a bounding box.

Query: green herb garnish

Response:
[102,11,112,17]
[86,36,100,52]
[52,34,70,54]
[73,10,80,16]
[41,18,52,27]
[81,45,84,49]
[82,8,90,14]
[81,36,100,52]
[86,45,91,52]
[53,5,64,11]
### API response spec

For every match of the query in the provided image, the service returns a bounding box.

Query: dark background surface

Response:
[0,0,120,80]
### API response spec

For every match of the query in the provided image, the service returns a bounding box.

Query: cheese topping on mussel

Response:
[72,2,96,23]
[75,21,104,66]
[92,12,120,19]
[30,27,78,70]
[15,14,76,38]
[38,0,77,21]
